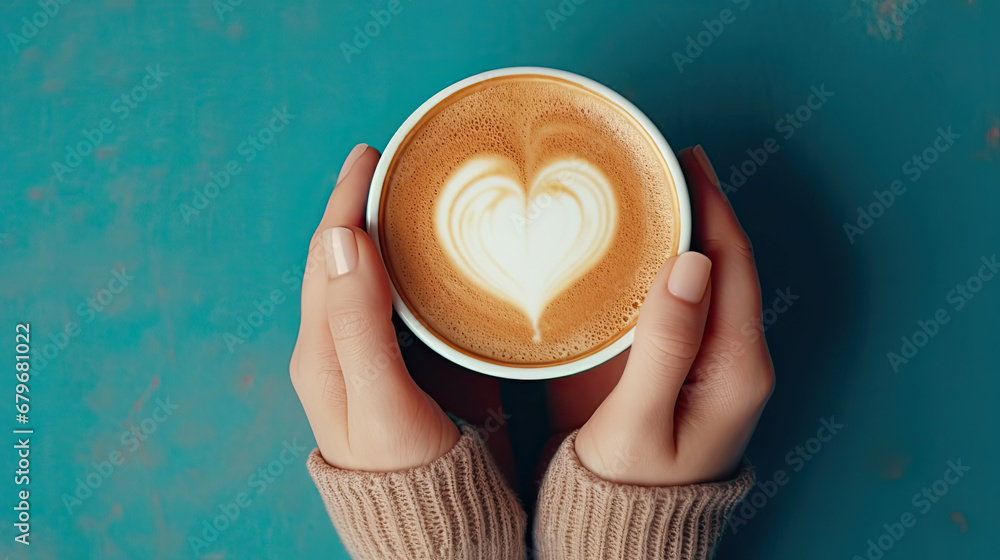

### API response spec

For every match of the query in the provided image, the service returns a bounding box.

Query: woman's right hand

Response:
[562,146,776,486]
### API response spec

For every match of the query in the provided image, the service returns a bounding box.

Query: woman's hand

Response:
[566,146,775,486]
[290,144,460,472]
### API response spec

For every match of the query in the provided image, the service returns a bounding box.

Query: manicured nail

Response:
[337,143,368,184]
[667,252,712,303]
[322,227,358,278]
[692,145,720,189]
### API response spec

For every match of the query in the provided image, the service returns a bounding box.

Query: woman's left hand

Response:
[290,144,460,472]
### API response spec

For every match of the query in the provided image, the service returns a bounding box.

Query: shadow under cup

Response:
[367,67,690,380]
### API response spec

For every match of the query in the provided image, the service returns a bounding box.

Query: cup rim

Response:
[366,66,690,380]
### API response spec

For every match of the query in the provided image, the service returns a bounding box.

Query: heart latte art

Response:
[379,75,678,365]
[435,157,618,341]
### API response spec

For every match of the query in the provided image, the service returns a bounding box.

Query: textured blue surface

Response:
[1,0,998,558]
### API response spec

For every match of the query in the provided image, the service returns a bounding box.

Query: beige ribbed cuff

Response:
[534,431,755,560]
[307,424,526,560]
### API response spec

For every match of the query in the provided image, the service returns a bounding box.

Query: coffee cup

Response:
[367,67,690,380]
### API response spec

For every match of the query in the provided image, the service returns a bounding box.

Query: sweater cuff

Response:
[307,424,526,560]
[534,430,754,560]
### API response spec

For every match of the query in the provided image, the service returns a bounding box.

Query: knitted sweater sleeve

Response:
[308,425,752,560]
[306,424,526,560]
[533,430,754,560]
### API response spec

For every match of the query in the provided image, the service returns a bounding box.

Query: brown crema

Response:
[380,74,678,366]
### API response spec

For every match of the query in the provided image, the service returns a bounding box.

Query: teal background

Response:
[2,0,998,558]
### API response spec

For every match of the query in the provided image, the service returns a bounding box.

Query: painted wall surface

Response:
[1,0,998,558]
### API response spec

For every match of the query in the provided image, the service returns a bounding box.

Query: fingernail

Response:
[667,252,712,303]
[322,227,358,278]
[692,145,720,189]
[336,143,368,184]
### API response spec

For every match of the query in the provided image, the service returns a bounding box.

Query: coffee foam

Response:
[381,75,677,365]
[435,156,619,343]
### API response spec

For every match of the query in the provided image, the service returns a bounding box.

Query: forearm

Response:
[307,424,526,560]
[534,430,754,560]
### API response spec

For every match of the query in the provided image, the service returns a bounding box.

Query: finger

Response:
[322,225,417,414]
[676,388,765,482]
[291,145,380,451]
[679,145,763,329]
[289,340,349,456]
[609,252,713,432]
[677,146,774,431]
[300,144,381,339]
[323,143,378,229]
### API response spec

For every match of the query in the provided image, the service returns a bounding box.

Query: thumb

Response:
[321,226,415,407]
[613,252,713,423]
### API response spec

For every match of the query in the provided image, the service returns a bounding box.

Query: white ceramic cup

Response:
[367,66,690,380]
